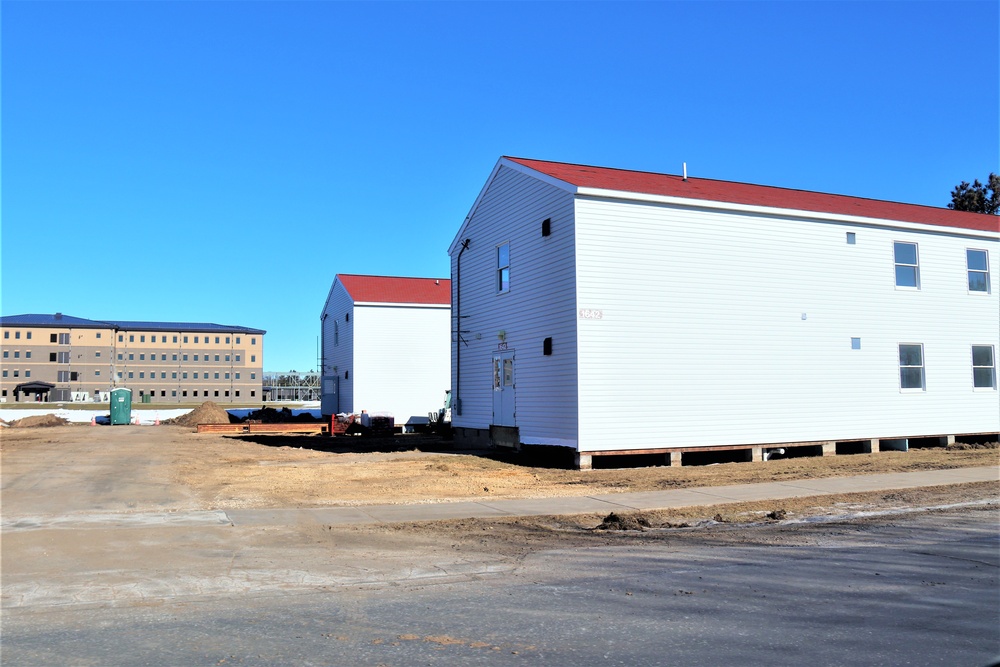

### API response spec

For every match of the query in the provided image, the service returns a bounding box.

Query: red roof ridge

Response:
[503,156,998,234]
[336,274,450,305]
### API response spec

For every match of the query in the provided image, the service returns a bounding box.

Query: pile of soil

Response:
[164,402,234,427]
[8,415,70,428]
[592,512,651,531]
[240,407,320,423]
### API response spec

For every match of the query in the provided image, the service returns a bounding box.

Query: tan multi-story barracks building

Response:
[0,313,265,403]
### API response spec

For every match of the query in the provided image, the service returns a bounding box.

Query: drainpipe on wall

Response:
[454,238,470,416]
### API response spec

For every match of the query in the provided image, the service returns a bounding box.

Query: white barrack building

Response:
[448,157,999,468]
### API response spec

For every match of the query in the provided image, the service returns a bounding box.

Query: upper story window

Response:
[898,344,925,391]
[972,345,996,389]
[894,242,919,288]
[967,249,990,293]
[497,243,510,293]
[334,321,339,346]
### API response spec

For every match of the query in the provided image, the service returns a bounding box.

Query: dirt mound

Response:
[9,414,70,428]
[947,441,998,451]
[164,402,234,427]
[593,512,651,532]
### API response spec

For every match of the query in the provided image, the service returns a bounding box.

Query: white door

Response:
[492,351,515,426]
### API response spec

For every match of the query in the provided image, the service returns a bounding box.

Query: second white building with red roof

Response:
[320,274,451,427]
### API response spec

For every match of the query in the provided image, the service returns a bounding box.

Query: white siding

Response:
[574,196,1000,451]
[450,166,579,446]
[353,304,450,424]
[320,281,355,415]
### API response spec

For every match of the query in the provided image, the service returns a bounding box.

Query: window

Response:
[118,334,123,342]
[193,372,199,379]
[967,249,990,293]
[57,371,70,382]
[13,351,19,358]
[235,355,241,362]
[225,355,230,362]
[129,354,134,361]
[183,354,188,361]
[172,391,177,397]
[497,243,510,293]
[215,337,220,344]
[542,218,551,237]
[225,373,230,379]
[94,351,100,358]
[972,345,996,389]
[898,344,925,390]
[117,354,123,361]
[235,391,240,397]
[58,351,70,363]
[851,337,861,350]
[140,335,145,343]
[194,355,199,361]
[846,232,856,244]
[183,391,188,397]
[14,331,20,339]
[183,372,188,379]
[27,332,32,339]
[2,370,6,378]
[250,372,256,380]
[3,331,8,339]
[161,372,167,379]
[235,373,241,379]
[129,335,135,343]
[128,372,134,379]
[225,391,230,397]
[70,372,78,381]
[24,370,30,378]
[161,391,166,397]
[140,354,145,361]
[58,333,70,344]
[250,391,256,397]
[183,336,188,343]
[173,336,178,343]
[214,373,219,379]
[226,337,230,344]
[172,372,177,379]
[51,333,58,342]
[251,338,256,346]
[12,370,18,378]
[334,321,339,346]
[25,351,31,359]
[250,355,256,363]
[161,354,167,361]
[139,372,145,379]
[214,390,219,397]
[894,242,919,288]
[172,354,177,361]
[117,372,123,379]
[195,337,199,344]
[236,337,241,344]
[2,351,6,358]
[215,355,220,361]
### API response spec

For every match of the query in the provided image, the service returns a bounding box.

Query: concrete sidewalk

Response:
[226,465,999,528]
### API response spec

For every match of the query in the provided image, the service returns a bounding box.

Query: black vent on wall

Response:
[543,337,553,355]
[541,218,551,237]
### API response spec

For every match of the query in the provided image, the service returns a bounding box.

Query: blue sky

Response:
[3,1,997,372]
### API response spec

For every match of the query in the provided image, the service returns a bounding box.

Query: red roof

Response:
[505,157,998,233]
[337,275,451,305]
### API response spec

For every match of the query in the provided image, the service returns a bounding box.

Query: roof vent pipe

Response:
[682,163,687,181]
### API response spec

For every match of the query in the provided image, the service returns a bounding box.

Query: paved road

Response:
[4,509,998,666]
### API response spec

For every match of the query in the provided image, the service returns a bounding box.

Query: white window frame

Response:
[898,343,925,391]
[972,345,996,390]
[497,242,510,294]
[966,249,991,294]
[893,241,920,289]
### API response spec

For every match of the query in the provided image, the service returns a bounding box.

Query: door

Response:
[321,375,339,416]
[492,350,515,426]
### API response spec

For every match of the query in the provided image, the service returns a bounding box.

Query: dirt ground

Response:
[2,424,996,513]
